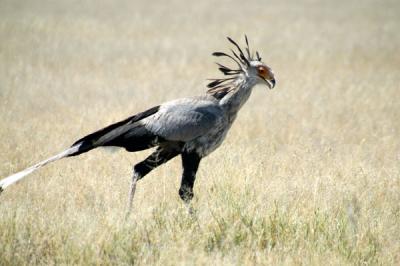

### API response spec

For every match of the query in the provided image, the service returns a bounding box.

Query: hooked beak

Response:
[265,78,276,89]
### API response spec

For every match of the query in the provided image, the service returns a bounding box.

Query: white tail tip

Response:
[0,145,81,194]
[0,166,38,191]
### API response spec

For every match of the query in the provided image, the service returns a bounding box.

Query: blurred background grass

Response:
[0,0,399,265]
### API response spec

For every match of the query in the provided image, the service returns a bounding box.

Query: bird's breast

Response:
[183,116,231,157]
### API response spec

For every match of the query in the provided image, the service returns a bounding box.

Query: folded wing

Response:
[144,98,223,142]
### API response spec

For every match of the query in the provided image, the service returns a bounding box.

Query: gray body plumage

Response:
[142,95,230,156]
[139,75,256,157]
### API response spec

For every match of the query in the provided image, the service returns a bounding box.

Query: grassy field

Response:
[0,0,399,265]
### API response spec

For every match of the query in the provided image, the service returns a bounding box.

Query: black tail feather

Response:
[68,105,160,157]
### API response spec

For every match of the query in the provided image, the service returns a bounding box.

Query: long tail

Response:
[0,106,161,194]
[0,144,81,193]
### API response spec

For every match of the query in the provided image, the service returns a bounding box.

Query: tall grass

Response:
[0,0,399,264]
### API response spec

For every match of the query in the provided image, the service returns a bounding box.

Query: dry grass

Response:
[0,0,399,265]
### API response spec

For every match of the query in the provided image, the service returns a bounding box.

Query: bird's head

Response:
[248,60,276,89]
[207,36,276,96]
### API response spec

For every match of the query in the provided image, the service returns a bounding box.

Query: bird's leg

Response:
[126,171,140,218]
[125,146,179,217]
[179,152,201,214]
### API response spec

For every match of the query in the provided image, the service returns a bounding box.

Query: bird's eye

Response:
[257,66,267,78]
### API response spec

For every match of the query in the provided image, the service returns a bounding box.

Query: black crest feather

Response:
[245,35,251,59]
[207,35,263,99]
[256,51,262,61]
[212,51,242,68]
[227,37,250,66]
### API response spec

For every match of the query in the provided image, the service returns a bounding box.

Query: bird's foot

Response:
[184,202,196,216]
[124,211,132,222]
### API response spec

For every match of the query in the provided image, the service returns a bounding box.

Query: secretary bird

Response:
[0,36,276,213]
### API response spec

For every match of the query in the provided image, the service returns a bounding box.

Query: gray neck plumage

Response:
[219,76,258,122]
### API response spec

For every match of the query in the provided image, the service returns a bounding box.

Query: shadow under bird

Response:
[0,36,276,213]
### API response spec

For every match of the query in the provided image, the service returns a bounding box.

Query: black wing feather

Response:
[69,106,160,156]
